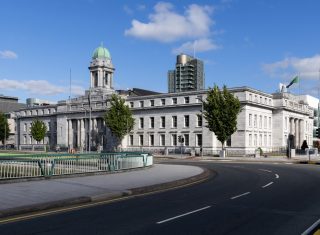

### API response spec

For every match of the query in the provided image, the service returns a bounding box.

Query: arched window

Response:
[94,73,98,87]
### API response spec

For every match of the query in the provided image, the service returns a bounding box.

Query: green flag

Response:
[286,76,299,88]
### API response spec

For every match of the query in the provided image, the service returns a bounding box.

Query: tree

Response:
[203,84,241,150]
[0,112,10,145]
[104,94,135,149]
[30,119,47,143]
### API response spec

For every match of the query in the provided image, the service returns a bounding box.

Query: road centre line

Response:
[230,192,251,200]
[157,206,211,224]
[262,182,273,188]
[275,174,279,179]
[259,169,272,173]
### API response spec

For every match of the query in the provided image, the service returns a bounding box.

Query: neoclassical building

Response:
[14,45,314,155]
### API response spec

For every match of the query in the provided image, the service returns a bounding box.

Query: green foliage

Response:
[30,119,47,142]
[104,94,135,145]
[203,84,241,149]
[0,112,10,144]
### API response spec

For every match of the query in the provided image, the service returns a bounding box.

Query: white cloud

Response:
[125,2,214,42]
[123,5,133,15]
[263,54,320,80]
[137,4,146,11]
[172,38,219,54]
[0,50,18,59]
[71,85,85,96]
[0,79,85,96]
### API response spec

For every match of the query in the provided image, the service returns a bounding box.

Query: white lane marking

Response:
[262,182,274,188]
[157,206,211,224]
[285,162,293,164]
[259,169,272,173]
[301,218,320,235]
[275,174,279,179]
[273,163,279,164]
[230,192,251,200]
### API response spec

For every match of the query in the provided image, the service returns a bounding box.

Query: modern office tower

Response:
[168,54,204,93]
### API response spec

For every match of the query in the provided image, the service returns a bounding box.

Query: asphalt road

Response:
[1,161,320,235]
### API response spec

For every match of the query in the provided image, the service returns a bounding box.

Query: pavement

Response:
[0,164,210,219]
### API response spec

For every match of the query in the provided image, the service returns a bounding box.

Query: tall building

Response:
[168,54,204,93]
[13,45,315,154]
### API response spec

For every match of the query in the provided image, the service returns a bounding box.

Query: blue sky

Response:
[1,0,320,102]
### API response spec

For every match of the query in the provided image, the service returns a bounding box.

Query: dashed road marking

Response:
[301,217,320,235]
[259,169,272,173]
[157,206,211,224]
[262,182,273,188]
[275,174,279,179]
[231,192,251,200]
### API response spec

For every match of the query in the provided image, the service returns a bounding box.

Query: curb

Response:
[0,167,213,221]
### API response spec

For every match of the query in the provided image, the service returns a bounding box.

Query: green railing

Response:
[0,152,153,180]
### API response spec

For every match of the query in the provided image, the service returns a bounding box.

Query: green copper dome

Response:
[92,45,111,59]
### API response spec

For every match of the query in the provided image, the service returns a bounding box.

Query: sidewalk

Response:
[0,164,206,218]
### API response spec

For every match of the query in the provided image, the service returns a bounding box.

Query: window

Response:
[130,102,134,108]
[249,94,252,101]
[23,136,26,144]
[265,98,267,104]
[149,135,154,146]
[24,123,27,131]
[259,134,262,146]
[184,97,189,104]
[161,99,166,106]
[269,117,272,129]
[30,136,33,144]
[160,116,165,128]
[249,134,252,146]
[264,134,267,146]
[149,117,154,128]
[172,97,177,104]
[172,134,177,146]
[47,122,50,131]
[249,114,252,127]
[139,135,144,146]
[227,136,231,147]
[129,135,133,146]
[48,109,51,114]
[184,134,189,146]
[260,96,262,103]
[269,135,271,146]
[139,118,144,129]
[36,110,38,115]
[264,116,267,129]
[184,115,189,127]
[254,134,257,146]
[285,117,288,130]
[259,115,262,128]
[255,95,258,102]
[150,100,154,107]
[160,134,165,146]
[196,134,202,147]
[197,115,202,127]
[140,101,144,108]
[172,116,177,128]
[254,115,257,127]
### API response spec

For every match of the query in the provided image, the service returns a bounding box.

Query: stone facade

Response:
[14,46,314,154]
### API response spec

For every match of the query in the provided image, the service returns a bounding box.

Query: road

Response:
[1,161,320,235]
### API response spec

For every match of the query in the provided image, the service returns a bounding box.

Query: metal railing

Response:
[0,152,153,180]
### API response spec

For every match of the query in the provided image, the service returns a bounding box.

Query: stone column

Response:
[295,119,299,148]
[90,72,93,88]
[80,119,85,151]
[299,119,305,147]
[68,119,73,149]
[77,119,81,148]
[290,118,294,134]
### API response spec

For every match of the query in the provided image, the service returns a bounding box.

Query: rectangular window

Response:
[259,115,262,128]
[23,136,26,144]
[264,134,267,146]
[172,97,177,105]
[47,122,50,131]
[184,97,189,104]
[160,134,165,146]
[259,134,262,146]
[254,134,257,146]
[249,114,252,127]
[150,100,154,107]
[130,102,134,108]
[149,134,154,146]
[249,134,252,146]
[139,135,144,146]
[184,115,189,127]
[172,134,177,146]
[24,123,27,131]
[249,94,252,101]
[140,101,144,108]
[160,116,165,128]
[129,135,133,146]
[150,117,154,128]
[196,134,202,147]
[172,116,177,128]
[265,98,267,104]
[269,135,271,146]
[184,134,189,146]
[139,117,144,129]
[197,115,202,127]
[264,116,267,129]
[161,99,166,106]
[254,115,257,127]
[269,117,272,129]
